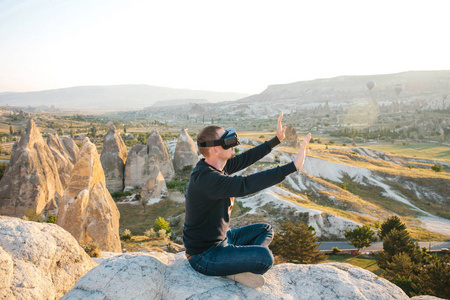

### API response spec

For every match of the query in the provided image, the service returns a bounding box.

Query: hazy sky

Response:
[0,0,449,94]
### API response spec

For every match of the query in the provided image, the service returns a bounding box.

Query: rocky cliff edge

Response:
[62,251,411,300]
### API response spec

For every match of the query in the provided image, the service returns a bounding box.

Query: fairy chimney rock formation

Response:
[47,133,75,189]
[141,165,167,201]
[173,128,198,171]
[281,124,300,148]
[124,130,174,189]
[0,119,64,217]
[124,143,146,188]
[146,129,175,181]
[56,138,121,252]
[100,125,128,192]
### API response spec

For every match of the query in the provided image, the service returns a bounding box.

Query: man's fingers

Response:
[278,112,283,128]
[302,133,312,145]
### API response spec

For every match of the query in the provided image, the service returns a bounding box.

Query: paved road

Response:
[318,241,450,252]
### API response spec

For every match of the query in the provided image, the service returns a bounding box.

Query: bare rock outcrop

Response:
[146,129,175,180]
[0,216,96,299]
[124,130,174,188]
[173,128,198,171]
[47,133,75,189]
[56,138,121,252]
[0,119,64,217]
[60,136,79,164]
[62,252,409,300]
[100,125,128,192]
[281,124,300,148]
[124,143,146,188]
[141,165,167,201]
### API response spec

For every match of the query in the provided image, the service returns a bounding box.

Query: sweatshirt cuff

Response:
[268,136,281,148]
[281,161,298,176]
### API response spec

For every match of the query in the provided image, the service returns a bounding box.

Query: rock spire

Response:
[0,119,64,217]
[124,129,174,188]
[100,125,128,192]
[173,128,198,171]
[47,133,75,189]
[56,138,121,252]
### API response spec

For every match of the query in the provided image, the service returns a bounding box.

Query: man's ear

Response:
[210,146,219,156]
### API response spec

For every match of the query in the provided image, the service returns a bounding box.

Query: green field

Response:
[370,142,450,162]
[323,254,382,275]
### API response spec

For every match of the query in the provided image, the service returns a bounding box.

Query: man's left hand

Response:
[277,112,287,142]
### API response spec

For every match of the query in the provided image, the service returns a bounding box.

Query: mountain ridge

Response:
[0,84,250,111]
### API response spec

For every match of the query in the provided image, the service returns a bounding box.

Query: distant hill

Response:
[0,85,249,111]
[238,70,450,104]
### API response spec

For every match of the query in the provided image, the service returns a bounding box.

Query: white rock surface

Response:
[0,216,96,300]
[62,252,409,300]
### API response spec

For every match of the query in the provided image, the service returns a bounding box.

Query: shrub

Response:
[22,209,44,222]
[120,229,132,241]
[46,215,56,223]
[331,247,341,255]
[144,228,157,239]
[79,241,100,258]
[158,229,171,240]
[110,191,133,201]
[153,217,171,234]
[431,164,442,172]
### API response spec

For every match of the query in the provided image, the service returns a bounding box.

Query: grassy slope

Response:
[242,132,450,240]
[323,254,382,276]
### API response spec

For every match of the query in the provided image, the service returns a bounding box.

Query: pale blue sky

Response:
[0,0,449,94]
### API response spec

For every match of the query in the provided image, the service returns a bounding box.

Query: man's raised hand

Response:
[277,112,287,142]
[293,133,311,170]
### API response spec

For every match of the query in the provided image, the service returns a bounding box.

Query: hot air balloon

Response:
[366,81,375,91]
[394,84,403,95]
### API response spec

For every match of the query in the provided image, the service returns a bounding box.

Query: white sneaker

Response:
[226,272,266,288]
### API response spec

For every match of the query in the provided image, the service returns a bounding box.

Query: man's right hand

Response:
[293,133,311,170]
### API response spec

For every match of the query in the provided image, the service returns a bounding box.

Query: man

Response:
[183,112,311,288]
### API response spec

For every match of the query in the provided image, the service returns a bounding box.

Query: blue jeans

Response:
[188,223,274,276]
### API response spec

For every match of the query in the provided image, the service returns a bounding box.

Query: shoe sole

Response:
[226,272,265,288]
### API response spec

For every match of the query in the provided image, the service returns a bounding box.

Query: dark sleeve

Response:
[225,136,281,174]
[202,162,297,198]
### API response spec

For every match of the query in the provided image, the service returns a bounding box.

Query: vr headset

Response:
[197,127,240,150]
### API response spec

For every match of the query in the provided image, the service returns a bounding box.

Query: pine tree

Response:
[379,215,406,240]
[270,220,325,264]
[344,224,376,254]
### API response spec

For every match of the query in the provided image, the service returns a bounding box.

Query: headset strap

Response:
[198,140,222,147]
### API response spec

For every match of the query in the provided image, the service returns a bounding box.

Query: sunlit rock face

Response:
[100,125,128,192]
[0,119,64,217]
[146,129,175,181]
[281,124,300,148]
[47,133,75,190]
[173,128,198,171]
[60,136,80,164]
[0,216,97,300]
[56,138,121,252]
[62,252,409,300]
